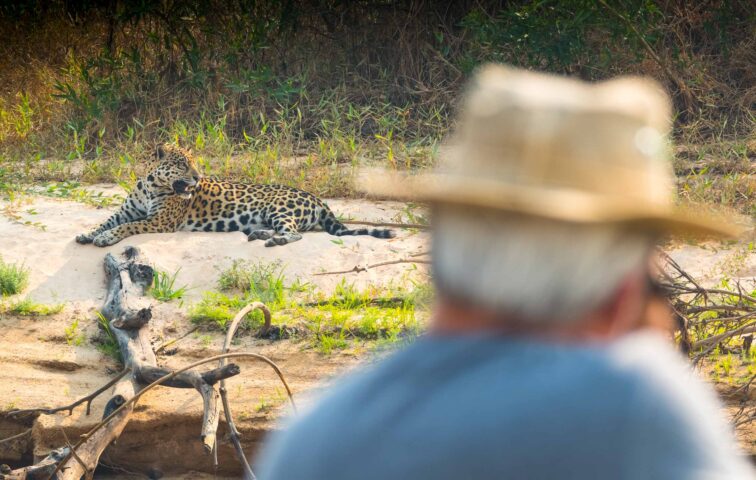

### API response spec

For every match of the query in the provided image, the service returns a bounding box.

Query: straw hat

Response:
[360,64,740,237]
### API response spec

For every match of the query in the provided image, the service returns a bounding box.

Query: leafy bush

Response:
[0,0,751,167]
[459,1,661,75]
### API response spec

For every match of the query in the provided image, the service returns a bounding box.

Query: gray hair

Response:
[432,208,654,323]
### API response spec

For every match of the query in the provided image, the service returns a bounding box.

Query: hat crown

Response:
[443,65,674,206]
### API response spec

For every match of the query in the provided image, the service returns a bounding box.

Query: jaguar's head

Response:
[148,144,202,199]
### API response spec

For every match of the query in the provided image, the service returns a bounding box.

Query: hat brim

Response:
[359,172,744,238]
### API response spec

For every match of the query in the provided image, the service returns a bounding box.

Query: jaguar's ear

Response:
[155,144,167,160]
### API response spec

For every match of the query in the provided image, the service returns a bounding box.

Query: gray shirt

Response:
[259,332,753,479]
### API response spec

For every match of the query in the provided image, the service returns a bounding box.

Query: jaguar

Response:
[75,144,395,247]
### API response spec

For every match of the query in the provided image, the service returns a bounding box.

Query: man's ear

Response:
[603,268,648,338]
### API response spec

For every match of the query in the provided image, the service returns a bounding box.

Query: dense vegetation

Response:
[0,1,753,208]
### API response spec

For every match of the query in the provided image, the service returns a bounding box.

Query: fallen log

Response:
[41,352,294,480]
[3,247,244,479]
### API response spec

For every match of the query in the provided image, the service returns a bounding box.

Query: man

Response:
[258,65,752,479]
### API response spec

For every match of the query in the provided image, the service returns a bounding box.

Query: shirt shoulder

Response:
[258,334,753,480]
[607,333,753,479]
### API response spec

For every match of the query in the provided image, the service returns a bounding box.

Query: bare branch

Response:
[0,428,31,446]
[45,352,296,480]
[315,258,431,276]
[343,220,429,230]
[691,322,756,351]
[216,302,277,478]
[8,369,131,418]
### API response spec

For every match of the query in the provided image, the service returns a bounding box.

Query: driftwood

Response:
[659,249,756,427]
[216,302,288,479]
[2,448,71,480]
[659,250,756,360]
[3,247,260,480]
[42,352,294,480]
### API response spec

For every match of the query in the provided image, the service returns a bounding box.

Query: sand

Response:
[0,186,430,474]
[0,185,430,308]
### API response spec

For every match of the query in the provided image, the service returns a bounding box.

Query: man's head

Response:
[361,64,737,339]
[428,206,683,340]
[431,208,655,329]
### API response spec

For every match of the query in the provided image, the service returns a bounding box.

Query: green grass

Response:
[0,257,30,296]
[193,260,292,331]
[35,181,124,208]
[255,388,288,413]
[94,312,121,362]
[3,297,64,316]
[396,203,430,226]
[218,259,287,306]
[305,279,428,352]
[192,261,428,353]
[717,353,734,378]
[672,141,755,218]
[315,331,349,355]
[150,268,189,302]
[189,291,252,330]
[64,318,85,346]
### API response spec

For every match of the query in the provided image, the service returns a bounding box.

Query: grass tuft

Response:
[150,268,189,302]
[94,312,121,363]
[64,318,85,346]
[0,257,30,296]
[218,259,287,305]
[4,298,63,316]
[190,291,261,331]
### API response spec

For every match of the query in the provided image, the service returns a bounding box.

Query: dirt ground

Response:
[0,186,754,476]
[0,187,429,476]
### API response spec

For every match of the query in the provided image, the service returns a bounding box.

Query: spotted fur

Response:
[76,144,395,247]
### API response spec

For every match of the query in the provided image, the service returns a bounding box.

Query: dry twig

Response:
[659,251,756,362]
[315,258,431,276]
[0,428,31,446]
[215,302,281,479]
[155,326,199,353]
[7,368,131,418]
[343,220,429,230]
[44,352,295,480]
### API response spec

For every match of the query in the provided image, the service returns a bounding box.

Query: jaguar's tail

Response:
[320,207,395,239]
